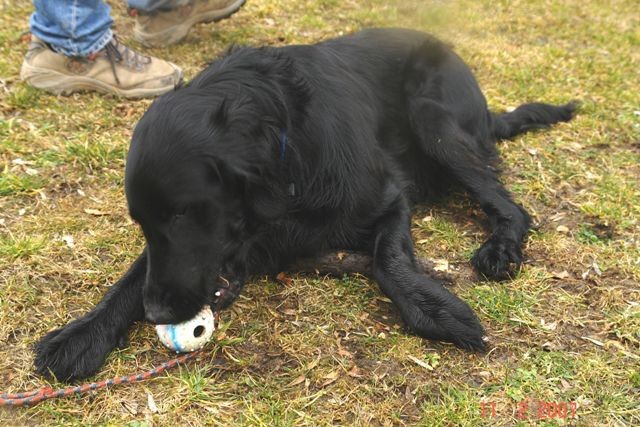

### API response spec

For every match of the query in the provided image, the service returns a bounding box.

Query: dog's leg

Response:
[34,251,147,381]
[409,98,531,280]
[371,188,485,351]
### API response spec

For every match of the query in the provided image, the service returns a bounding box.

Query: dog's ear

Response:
[204,154,287,221]
[203,125,289,221]
[245,184,288,220]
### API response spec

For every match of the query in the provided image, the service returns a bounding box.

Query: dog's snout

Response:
[144,300,176,324]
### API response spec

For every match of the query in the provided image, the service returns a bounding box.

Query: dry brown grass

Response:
[1,0,639,425]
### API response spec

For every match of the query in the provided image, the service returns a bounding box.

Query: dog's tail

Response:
[491,101,578,140]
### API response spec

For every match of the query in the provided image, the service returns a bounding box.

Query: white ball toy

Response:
[155,305,216,352]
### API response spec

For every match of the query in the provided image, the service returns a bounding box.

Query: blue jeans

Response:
[30,0,188,57]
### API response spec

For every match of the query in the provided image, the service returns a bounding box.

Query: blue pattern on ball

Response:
[168,325,183,352]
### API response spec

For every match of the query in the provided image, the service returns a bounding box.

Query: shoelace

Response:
[101,36,151,86]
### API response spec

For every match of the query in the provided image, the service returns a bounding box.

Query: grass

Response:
[1,0,639,425]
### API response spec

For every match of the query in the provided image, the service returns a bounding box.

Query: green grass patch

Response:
[63,137,128,171]
[0,234,46,259]
[469,284,537,325]
[419,385,485,426]
[0,170,46,196]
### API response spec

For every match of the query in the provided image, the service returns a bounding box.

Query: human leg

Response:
[22,0,183,97]
[130,0,246,47]
[30,0,114,57]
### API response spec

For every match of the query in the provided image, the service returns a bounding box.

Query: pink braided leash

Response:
[0,350,201,407]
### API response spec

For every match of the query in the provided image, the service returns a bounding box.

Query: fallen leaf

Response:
[267,308,281,318]
[581,336,604,347]
[323,370,339,380]
[404,386,414,402]
[336,252,346,261]
[147,393,158,413]
[585,171,600,181]
[605,340,626,351]
[568,142,583,151]
[337,341,353,359]
[551,270,570,279]
[373,372,388,381]
[556,225,570,233]
[276,272,293,286]
[306,354,321,371]
[540,318,558,331]
[61,235,75,248]
[408,355,434,371]
[416,239,429,244]
[373,321,390,332]
[433,259,449,272]
[347,365,363,378]
[422,215,433,222]
[84,208,108,216]
[287,375,306,387]
[121,399,139,415]
[542,341,556,351]
[320,370,340,387]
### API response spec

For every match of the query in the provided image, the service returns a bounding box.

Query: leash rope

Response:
[0,350,201,407]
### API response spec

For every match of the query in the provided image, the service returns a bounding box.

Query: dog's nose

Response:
[144,304,176,324]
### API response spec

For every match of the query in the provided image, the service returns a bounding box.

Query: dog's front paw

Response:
[214,277,245,310]
[404,285,486,351]
[471,235,523,280]
[34,317,121,381]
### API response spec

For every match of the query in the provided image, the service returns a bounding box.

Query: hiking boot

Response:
[132,0,246,47]
[20,35,183,98]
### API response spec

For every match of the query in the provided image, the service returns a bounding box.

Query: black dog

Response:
[35,28,575,380]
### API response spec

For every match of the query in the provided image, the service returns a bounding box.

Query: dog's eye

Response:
[173,207,188,220]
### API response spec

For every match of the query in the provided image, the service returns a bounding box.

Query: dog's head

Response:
[125,143,231,324]
[125,54,303,324]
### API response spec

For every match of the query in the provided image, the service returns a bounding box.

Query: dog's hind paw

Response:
[34,317,121,381]
[471,235,523,281]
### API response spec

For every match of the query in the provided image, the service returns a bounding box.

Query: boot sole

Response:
[134,0,247,48]
[20,62,182,98]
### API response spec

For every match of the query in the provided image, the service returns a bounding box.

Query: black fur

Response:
[34,28,576,380]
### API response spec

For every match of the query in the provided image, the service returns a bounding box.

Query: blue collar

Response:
[280,130,296,196]
[280,130,288,160]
